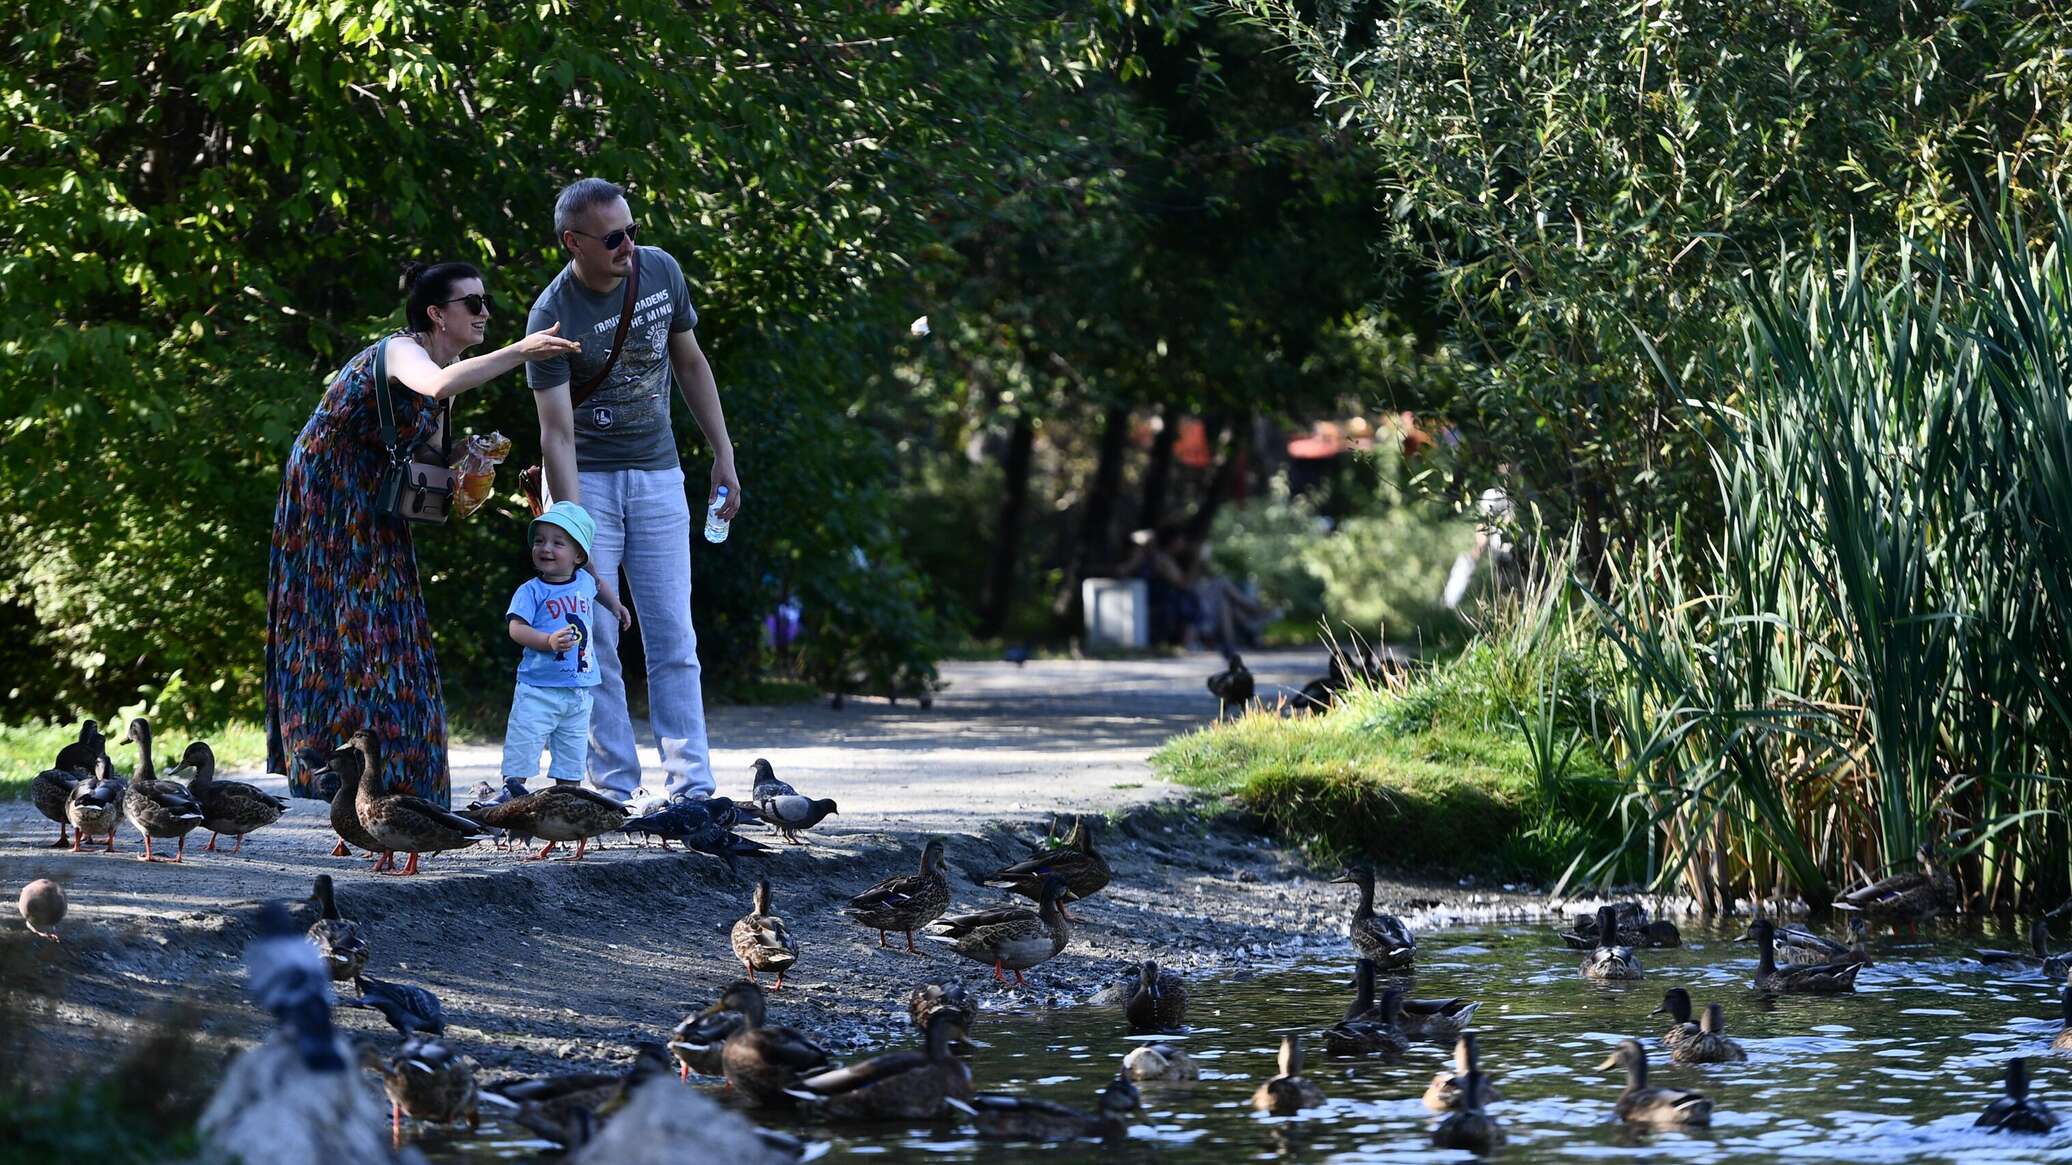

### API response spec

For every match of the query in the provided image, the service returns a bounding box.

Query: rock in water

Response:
[197,1034,414,1165]
[568,1077,796,1165]
[18,879,65,941]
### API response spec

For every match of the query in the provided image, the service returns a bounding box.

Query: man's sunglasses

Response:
[570,223,639,250]
[440,293,496,315]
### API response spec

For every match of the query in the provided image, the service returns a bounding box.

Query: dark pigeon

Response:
[246,901,344,1072]
[345,975,445,1036]
[748,758,796,803]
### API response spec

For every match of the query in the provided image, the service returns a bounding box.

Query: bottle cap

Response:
[715,486,729,499]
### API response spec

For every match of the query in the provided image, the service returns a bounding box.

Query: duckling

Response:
[909,980,977,1036]
[351,730,492,875]
[1672,1002,1748,1065]
[1251,1034,1327,1115]
[1323,977,1409,1059]
[847,838,951,952]
[1424,1032,1505,1111]
[1122,1042,1200,1083]
[1597,1039,1711,1127]
[932,875,1072,986]
[17,878,65,942]
[1431,1034,1503,1152]
[1580,904,1644,980]
[364,1037,479,1142]
[1650,987,1700,1051]
[787,1009,968,1119]
[306,874,369,982]
[119,718,206,863]
[172,742,287,854]
[971,1073,1138,1141]
[30,719,104,848]
[466,783,628,861]
[1748,917,1860,993]
[982,818,1111,922]
[1333,866,1415,970]
[700,979,834,1107]
[1124,960,1187,1032]
[2053,982,2072,1054]
[1835,842,1957,930]
[346,976,445,1036]
[1976,1057,2056,1132]
[325,740,392,871]
[730,880,800,990]
[1771,914,1873,968]
[64,754,125,853]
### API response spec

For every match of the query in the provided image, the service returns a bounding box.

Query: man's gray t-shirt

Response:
[526,246,698,472]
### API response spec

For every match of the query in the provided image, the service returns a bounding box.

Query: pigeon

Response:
[246,901,344,1071]
[345,975,445,1036]
[748,759,795,803]
[754,796,839,844]
[620,800,769,870]
[1206,650,1254,719]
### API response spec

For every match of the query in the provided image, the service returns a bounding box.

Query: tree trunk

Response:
[1136,408,1179,531]
[978,415,1036,638]
[1052,403,1131,630]
[1184,411,1250,541]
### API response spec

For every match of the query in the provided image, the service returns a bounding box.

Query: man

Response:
[527,178,741,799]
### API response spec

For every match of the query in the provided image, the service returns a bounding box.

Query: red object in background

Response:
[1174,417,1213,468]
[1398,411,1435,459]
[1286,421,1347,460]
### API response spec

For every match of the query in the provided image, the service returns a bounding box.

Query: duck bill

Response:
[1594,1054,1620,1071]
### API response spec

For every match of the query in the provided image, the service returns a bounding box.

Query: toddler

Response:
[501,501,629,794]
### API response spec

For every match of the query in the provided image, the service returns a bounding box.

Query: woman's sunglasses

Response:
[570,223,639,250]
[440,293,496,315]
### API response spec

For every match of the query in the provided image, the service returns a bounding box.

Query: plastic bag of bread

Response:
[449,431,512,518]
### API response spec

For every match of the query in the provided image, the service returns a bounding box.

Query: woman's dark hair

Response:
[399,261,483,333]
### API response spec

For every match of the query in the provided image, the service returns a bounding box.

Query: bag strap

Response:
[371,337,450,461]
[567,255,641,410]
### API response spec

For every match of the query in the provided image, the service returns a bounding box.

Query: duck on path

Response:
[932,875,1072,986]
[351,730,492,875]
[306,874,369,982]
[325,740,392,871]
[175,741,288,854]
[120,718,205,863]
[64,754,125,853]
[731,879,800,990]
[982,818,1111,921]
[31,719,105,848]
[848,838,952,952]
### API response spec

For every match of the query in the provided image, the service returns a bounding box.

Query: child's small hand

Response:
[611,601,632,631]
[546,625,578,652]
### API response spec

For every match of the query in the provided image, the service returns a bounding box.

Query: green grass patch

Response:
[0,719,268,801]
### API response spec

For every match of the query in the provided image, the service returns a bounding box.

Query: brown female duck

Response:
[1251,1034,1328,1114]
[1122,1042,1200,1082]
[64,754,125,853]
[325,739,391,870]
[730,879,800,990]
[909,980,978,1036]
[1335,866,1415,970]
[700,979,834,1107]
[352,730,492,875]
[847,838,951,951]
[1431,1034,1503,1151]
[174,741,288,854]
[31,719,105,848]
[1672,1002,1748,1064]
[464,784,627,861]
[1125,960,1188,1032]
[1748,917,1860,993]
[2053,982,2072,1054]
[1424,1031,1506,1111]
[119,718,206,862]
[788,1009,968,1119]
[1836,842,1958,930]
[982,817,1111,921]
[1598,1039,1712,1127]
[363,1037,479,1143]
[306,874,369,982]
[933,875,1071,986]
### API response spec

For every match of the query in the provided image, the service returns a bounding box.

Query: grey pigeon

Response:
[748,758,795,802]
[246,901,344,1072]
[754,796,839,844]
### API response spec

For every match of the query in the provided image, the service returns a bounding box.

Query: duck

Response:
[847,838,952,952]
[464,783,628,861]
[667,998,743,1082]
[2053,982,2072,1054]
[730,879,800,990]
[1397,994,1481,1043]
[971,1074,1138,1141]
[345,975,445,1036]
[1976,1057,2056,1132]
[1122,1042,1200,1082]
[1334,866,1415,970]
[1430,1034,1503,1151]
[1559,903,1681,949]
[306,874,369,982]
[31,719,106,849]
[786,1009,968,1119]
[171,741,288,854]
[982,817,1111,922]
[351,730,493,875]
[64,753,125,853]
[1835,842,1957,930]
[118,718,206,863]
[909,980,977,1036]
[1207,650,1254,718]
[1748,917,1860,993]
[1580,904,1643,980]
[485,1043,674,1142]
[1424,1032,1505,1111]
[325,739,392,871]
[363,1036,479,1142]
[1673,1002,1748,1064]
[699,979,834,1107]
[1323,978,1409,1059]
[1975,916,2058,974]
[1597,1039,1711,1127]
[932,875,1071,986]
[1251,1034,1327,1115]
[1124,960,1187,1032]
[1650,987,1700,1051]
[1771,914,1874,968]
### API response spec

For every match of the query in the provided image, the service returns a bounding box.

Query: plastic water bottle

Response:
[703,485,731,544]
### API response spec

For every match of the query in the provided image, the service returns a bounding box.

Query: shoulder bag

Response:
[372,338,457,525]
[521,258,642,516]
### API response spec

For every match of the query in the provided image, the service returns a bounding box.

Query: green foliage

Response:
[1300,509,1474,647]
[0,714,267,800]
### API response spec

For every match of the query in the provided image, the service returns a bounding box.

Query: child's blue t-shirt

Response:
[507,572,602,688]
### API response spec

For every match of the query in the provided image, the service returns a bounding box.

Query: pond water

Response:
[419,918,2072,1161]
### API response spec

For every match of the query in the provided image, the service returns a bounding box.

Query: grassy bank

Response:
[0,720,268,801]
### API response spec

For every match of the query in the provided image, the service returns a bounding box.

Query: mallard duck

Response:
[700,979,834,1107]
[909,980,977,1035]
[1424,1032,1505,1111]
[465,783,627,861]
[1976,1057,2056,1132]
[119,718,206,862]
[788,1008,967,1119]
[1836,842,1957,930]
[2052,982,2072,1054]
[345,975,445,1035]
[64,754,125,853]
[982,817,1111,921]
[485,1043,674,1143]
[730,879,800,990]
[306,874,368,982]
[1597,1039,1711,1127]
[171,741,287,854]
[1334,866,1415,970]
[362,1036,479,1143]
[1673,1003,1748,1065]
[325,739,392,871]
[971,1074,1138,1140]
[1431,1034,1503,1151]
[18,879,64,942]
[1580,905,1643,980]
[1251,1034,1327,1115]
[31,719,105,849]
[848,838,952,951]
[1125,960,1187,1032]
[1976,916,2057,974]
[1748,917,1860,993]
[1771,914,1873,968]
[352,730,492,875]
[932,875,1071,986]
[1559,903,1681,949]
[1122,1042,1200,1082]
[1397,994,1481,1042]
[667,1002,742,1081]
[1650,987,1700,1051]
[1323,978,1409,1059]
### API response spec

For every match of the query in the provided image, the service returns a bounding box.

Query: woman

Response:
[266,261,580,805]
